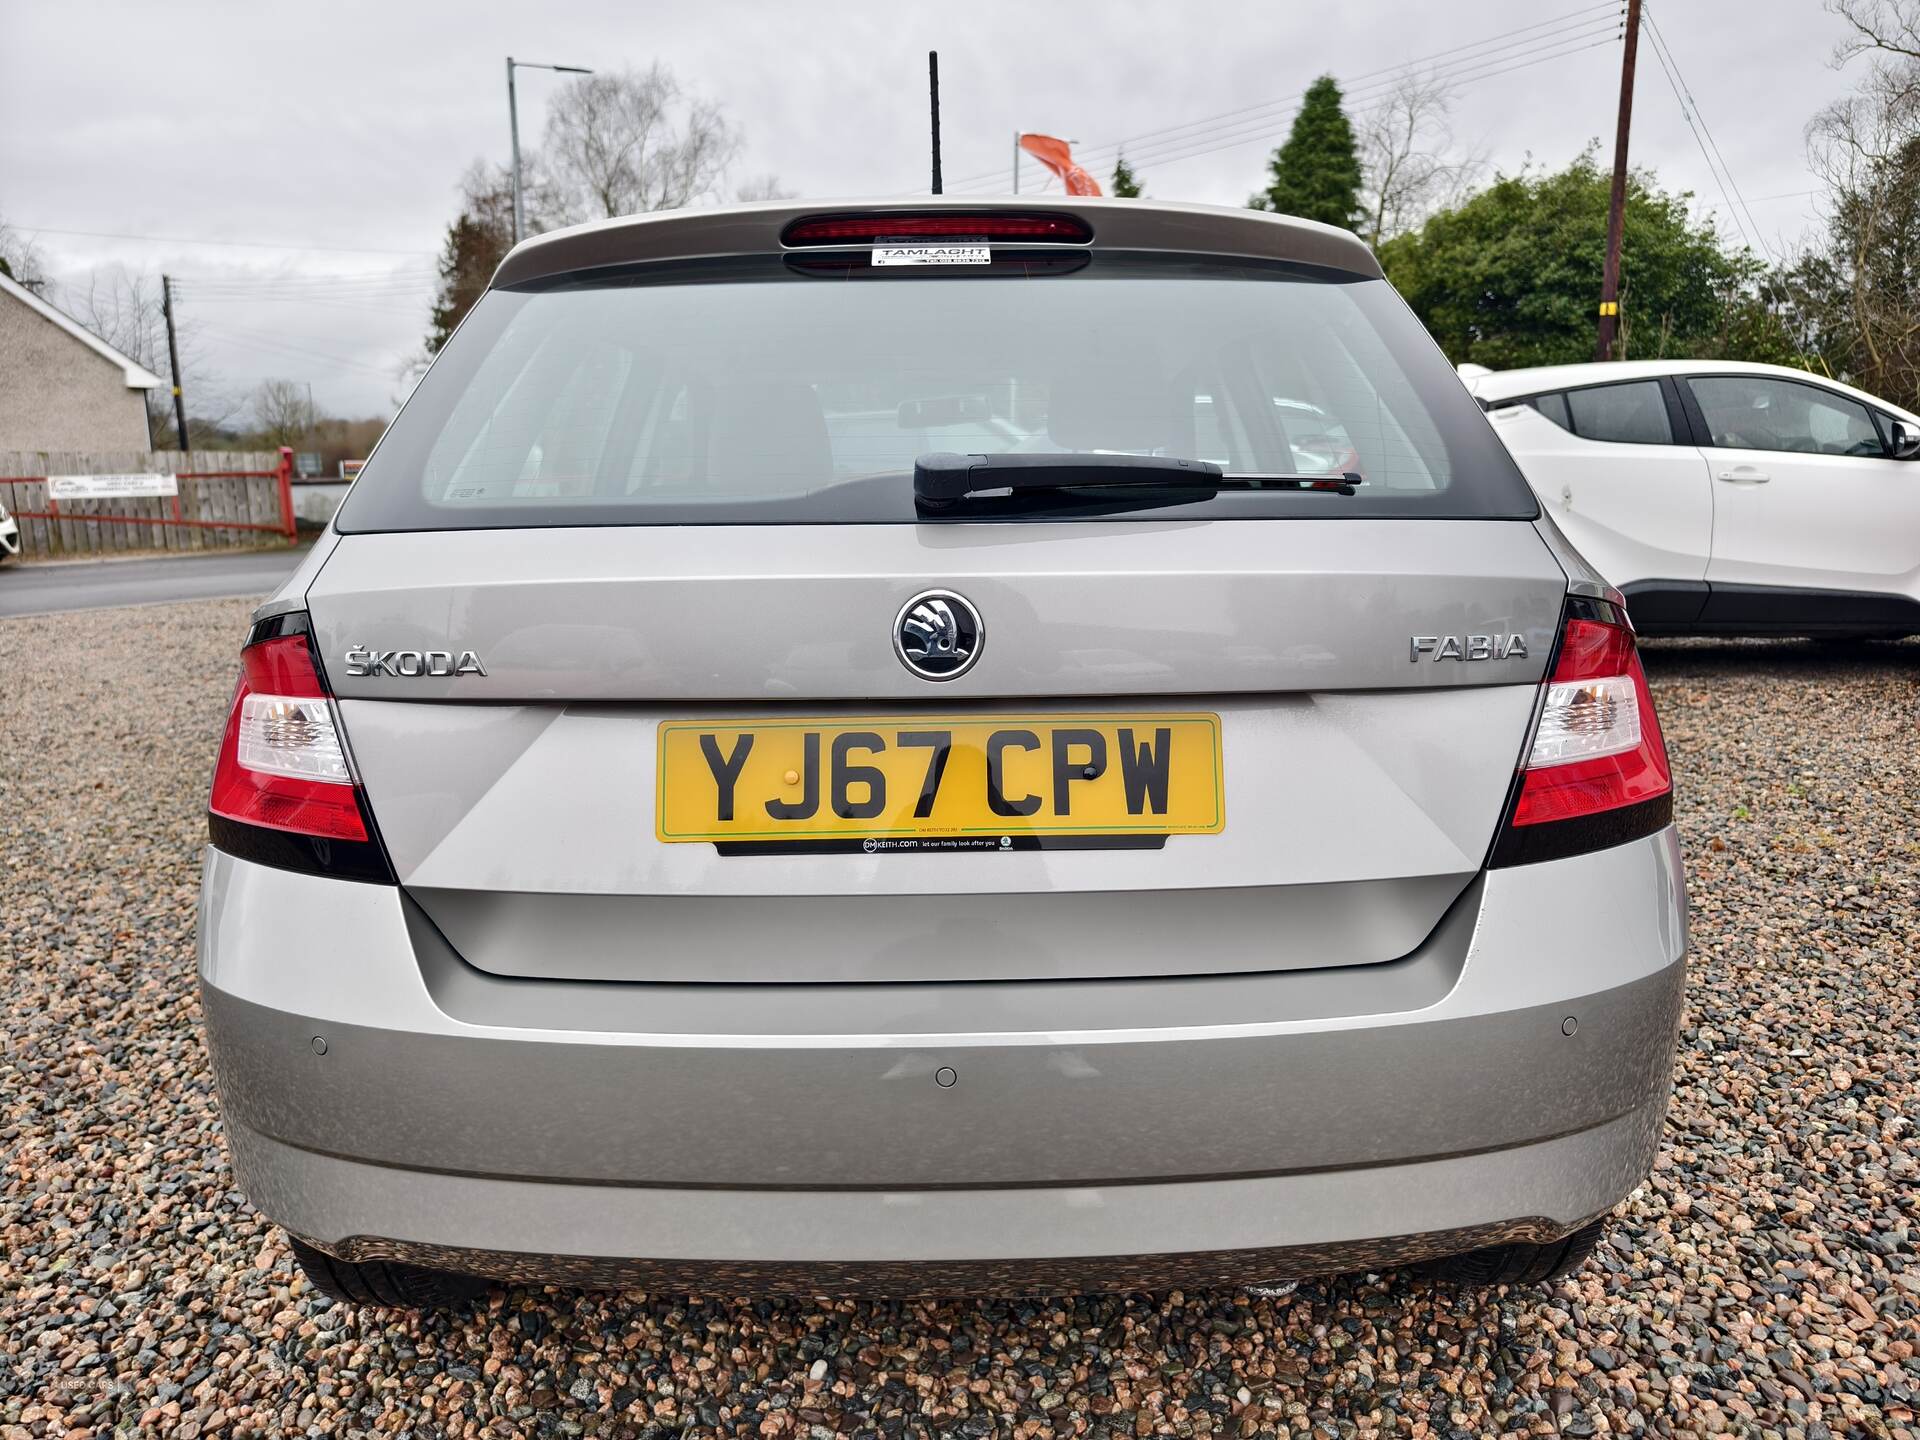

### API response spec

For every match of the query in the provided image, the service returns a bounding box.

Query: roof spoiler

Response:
[489,197,1384,289]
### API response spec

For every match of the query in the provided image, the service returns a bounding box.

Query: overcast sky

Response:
[1,0,1860,419]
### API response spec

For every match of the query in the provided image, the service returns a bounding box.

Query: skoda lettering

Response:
[342,645,487,678]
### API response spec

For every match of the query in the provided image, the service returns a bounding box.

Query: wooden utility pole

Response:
[1596,0,1642,362]
[161,274,189,452]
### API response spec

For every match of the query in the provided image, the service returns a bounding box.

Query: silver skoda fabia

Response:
[198,198,1687,1308]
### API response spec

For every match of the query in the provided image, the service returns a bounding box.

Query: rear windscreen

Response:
[336,253,1537,530]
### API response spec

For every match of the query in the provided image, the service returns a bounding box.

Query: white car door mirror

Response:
[1890,418,1920,460]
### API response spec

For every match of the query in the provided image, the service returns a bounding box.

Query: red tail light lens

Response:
[1491,598,1673,866]
[782,212,1093,246]
[210,633,367,841]
[207,616,393,881]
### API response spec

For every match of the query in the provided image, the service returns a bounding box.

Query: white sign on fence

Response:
[47,473,180,500]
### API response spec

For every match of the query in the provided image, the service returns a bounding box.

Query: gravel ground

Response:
[2,602,1916,1440]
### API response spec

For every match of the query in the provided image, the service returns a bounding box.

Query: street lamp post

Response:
[506,56,594,244]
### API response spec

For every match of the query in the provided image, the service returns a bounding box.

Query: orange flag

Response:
[1019,134,1103,197]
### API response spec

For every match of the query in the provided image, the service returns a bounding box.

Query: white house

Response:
[0,270,163,451]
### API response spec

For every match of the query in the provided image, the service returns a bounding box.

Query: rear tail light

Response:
[781,211,1094,246]
[1489,595,1673,867]
[208,614,393,882]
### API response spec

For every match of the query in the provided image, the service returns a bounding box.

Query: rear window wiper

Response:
[913,452,1362,511]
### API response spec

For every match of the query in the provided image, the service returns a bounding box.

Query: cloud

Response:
[2,0,1849,413]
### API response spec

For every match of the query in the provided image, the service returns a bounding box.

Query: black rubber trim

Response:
[1428,1215,1607,1287]
[1655,376,1692,445]
[287,1235,486,1311]
[1671,376,1713,447]
[1489,792,1673,868]
[1563,592,1626,628]
[1619,579,1920,637]
[245,609,312,647]
[209,813,396,884]
[716,833,1167,857]
[1618,580,1709,630]
[1696,582,1920,637]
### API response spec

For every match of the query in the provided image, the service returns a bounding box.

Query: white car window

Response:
[1565,382,1672,445]
[1689,376,1884,458]
[1531,392,1573,432]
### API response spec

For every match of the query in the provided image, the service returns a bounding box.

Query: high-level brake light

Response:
[782,212,1094,246]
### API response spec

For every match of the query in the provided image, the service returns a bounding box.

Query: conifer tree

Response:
[1250,75,1362,231]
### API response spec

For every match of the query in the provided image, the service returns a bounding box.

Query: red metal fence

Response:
[0,448,297,559]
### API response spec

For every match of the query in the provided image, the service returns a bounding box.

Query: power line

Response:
[948,0,1619,186]
[181,292,432,305]
[16,224,433,258]
[173,274,435,304]
[195,323,402,377]
[1646,13,1768,249]
[950,33,1619,191]
[174,267,435,288]
[1103,14,1624,171]
[1138,29,1622,173]
[179,287,434,303]
[1641,9,1773,260]
[179,269,435,283]
[962,30,1620,191]
[182,294,432,316]
[1084,32,1623,182]
[945,0,1624,190]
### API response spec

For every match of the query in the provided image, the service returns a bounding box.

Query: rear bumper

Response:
[224,1105,1663,1293]
[198,830,1687,1291]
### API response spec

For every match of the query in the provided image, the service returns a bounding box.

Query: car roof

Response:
[489,196,1384,289]
[1466,358,1919,423]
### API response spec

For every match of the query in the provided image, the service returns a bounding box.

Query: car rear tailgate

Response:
[308,519,1565,983]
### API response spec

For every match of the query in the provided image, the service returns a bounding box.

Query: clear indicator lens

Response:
[1527,675,1641,767]
[236,694,350,783]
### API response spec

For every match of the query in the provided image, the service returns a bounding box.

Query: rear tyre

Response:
[287,1235,489,1311]
[1427,1217,1606,1288]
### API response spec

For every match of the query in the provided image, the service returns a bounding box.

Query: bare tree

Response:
[733,174,795,203]
[305,412,388,474]
[0,215,48,290]
[1803,0,1920,401]
[251,378,316,448]
[1830,0,1920,61]
[1820,0,1920,161]
[66,267,167,371]
[63,266,233,444]
[31,262,241,444]
[542,63,741,221]
[1823,0,1920,134]
[1357,70,1484,248]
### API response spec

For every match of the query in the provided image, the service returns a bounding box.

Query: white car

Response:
[1467,359,1920,638]
[0,498,19,561]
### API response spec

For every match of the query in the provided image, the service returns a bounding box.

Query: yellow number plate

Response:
[656,713,1223,843]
